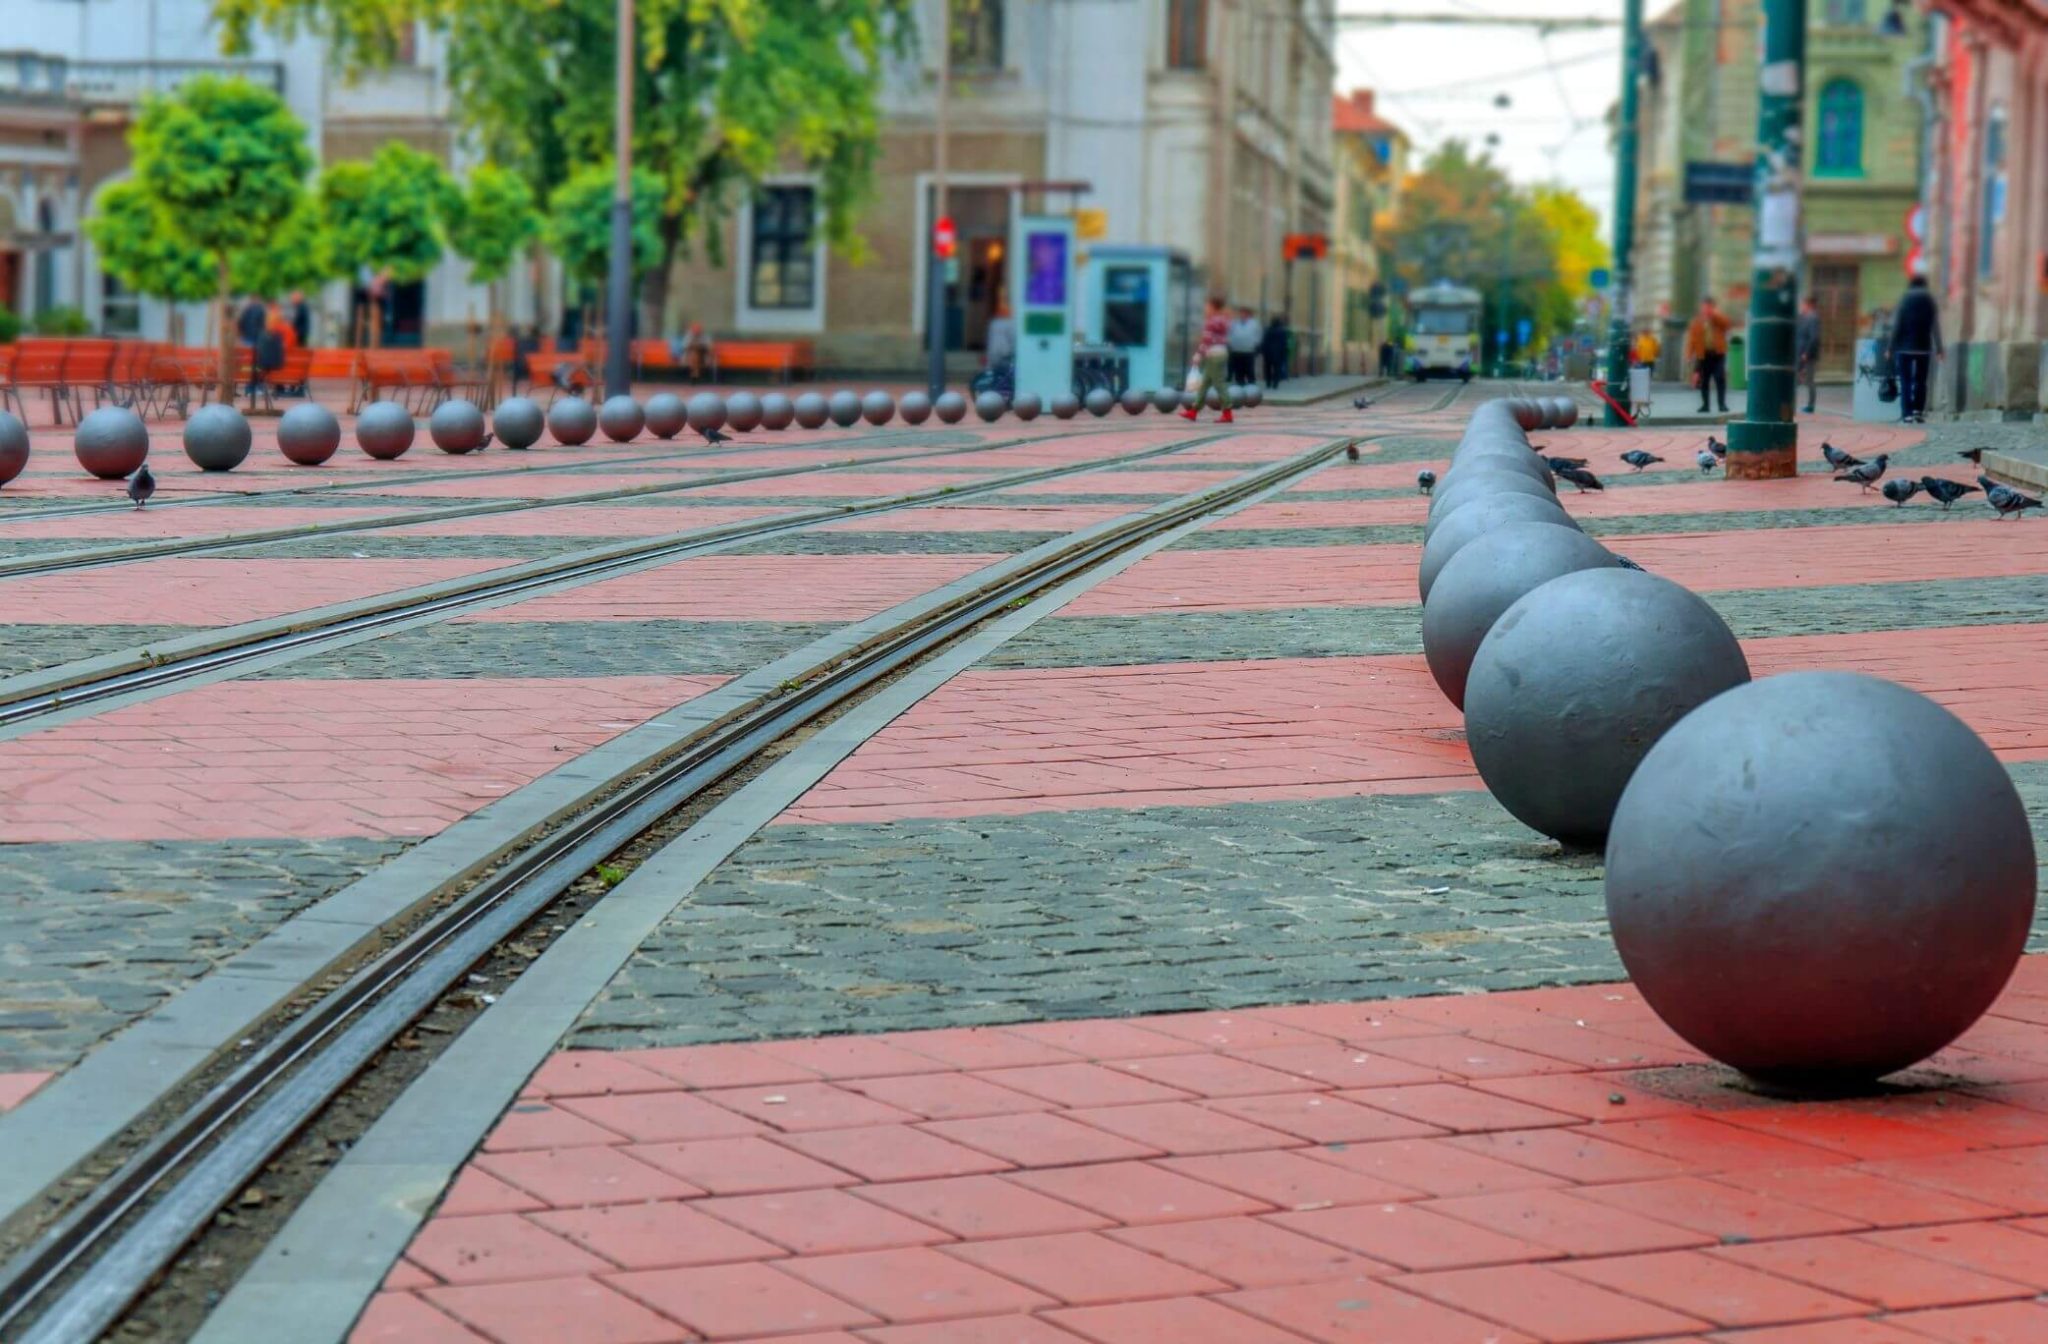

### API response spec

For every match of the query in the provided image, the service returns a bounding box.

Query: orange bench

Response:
[712,340,813,382]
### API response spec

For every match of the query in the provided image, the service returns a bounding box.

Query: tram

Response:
[1405,282,1482,381]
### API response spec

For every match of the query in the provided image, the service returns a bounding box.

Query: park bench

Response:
[712,340,813,382]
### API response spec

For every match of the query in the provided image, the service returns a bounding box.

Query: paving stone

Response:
[250,619,839,680]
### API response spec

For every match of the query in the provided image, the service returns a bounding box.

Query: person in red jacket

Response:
[1179,294,1236,424]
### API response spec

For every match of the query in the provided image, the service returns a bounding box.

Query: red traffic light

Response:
[933,215,957,260]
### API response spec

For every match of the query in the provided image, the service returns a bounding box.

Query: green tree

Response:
[129,75,313,399]
[444,161,541,347]
[86,179,219,340]
[232,196,337,300]
[320,141,452,342]
[212,0,909,327]
[547,162,665,290]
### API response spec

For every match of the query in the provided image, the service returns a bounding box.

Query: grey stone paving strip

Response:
[0,432,1323,1232]
[0,840,408,1072]
[249,619,841,681]
[574,760,2048,1050]
[0,626,196,680]
[191,422,1327,1344]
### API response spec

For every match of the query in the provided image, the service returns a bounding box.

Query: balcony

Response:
[0,52,284,107]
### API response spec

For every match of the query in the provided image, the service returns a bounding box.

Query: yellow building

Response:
[1330,88,1408,373]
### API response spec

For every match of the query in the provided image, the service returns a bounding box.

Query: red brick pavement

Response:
[822,505,1134,534]
[358,961,2048,1343]
[385,506,789,538]
[0,558,503,627]
[465,554,1003,624]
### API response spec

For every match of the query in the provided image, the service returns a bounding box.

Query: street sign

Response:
[1074,208,1108,240]
[933,215,957,260]
[1282,233,1329,261]
[1588,267,1610,290]
[1684,161,1754,206]
[1516,316,1533,345]
[1496,328,1509,352]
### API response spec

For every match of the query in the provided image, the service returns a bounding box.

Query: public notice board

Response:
[1684,162,1754,206]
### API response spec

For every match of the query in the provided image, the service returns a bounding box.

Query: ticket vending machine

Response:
[1009,214,1076,404]
[1079,246,1193,396]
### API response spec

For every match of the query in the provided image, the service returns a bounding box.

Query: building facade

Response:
[1329,87,1408,369]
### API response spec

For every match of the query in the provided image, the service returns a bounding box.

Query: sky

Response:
[1334,0,1632,240]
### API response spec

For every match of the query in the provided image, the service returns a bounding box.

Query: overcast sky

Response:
[1334,0,1630,240]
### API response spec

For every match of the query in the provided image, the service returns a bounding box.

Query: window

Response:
[748,186,815,311]
[100,270,140,336]
[1823,0,1866,24]
[952,0,1003,70]
[1980,104,2007,277]
[1167,0,1206,69]
[1815,80,1864,176]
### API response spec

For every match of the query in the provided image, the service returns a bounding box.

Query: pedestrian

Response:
[236,294,269,396]
[1226,306,1262,386]
[1795,296,1821,414]
[1889,275,1942,425]
[984,305,1016,370]
[287,289,311,348]
[1178,294,1235,424]
[1683,295,1732,414]
[1260,312,1291,389]
[1631,327,1660,370]
[1378,337,1397,378]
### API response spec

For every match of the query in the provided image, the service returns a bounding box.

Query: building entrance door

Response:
[931,186,1011,351]
[1811,262,1860,377]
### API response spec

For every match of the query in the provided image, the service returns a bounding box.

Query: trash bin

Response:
[1728,335,1747,393]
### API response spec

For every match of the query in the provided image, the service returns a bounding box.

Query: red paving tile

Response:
[531,1201,784,1269]
[624,1135,857,1195]
[1889,1300,2048,1342]
[852,1175,1113,1239]
[466,552,1000,622]
[694,1187,952,1254]
[0,1072,51,1113]
[350,1292,490,1343]
[943,1231,1231,1304]
[1395,1263,1711,1342]
[473,1145,702,1207]
[1222,1274,1541,1342]
[785,1246,1055,1323]
[1424,1187,1712,1257]
[1044,1296,1322,1343]
[1713,1236,2036,1310]
[607,1261,882,1337]
[403,1213,614,1285]
[1558,1250,1869,1329]
[1106,1216,1387,1287]
[1270,1200,1555,1271]
[0,557,500,626]
[1006,1161,1272,1225]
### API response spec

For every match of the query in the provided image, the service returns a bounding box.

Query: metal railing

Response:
[0,52,284,104]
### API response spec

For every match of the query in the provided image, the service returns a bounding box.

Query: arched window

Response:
[1816,80,1864,175]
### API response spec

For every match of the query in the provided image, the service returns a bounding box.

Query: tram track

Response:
[0,432,1353,1344]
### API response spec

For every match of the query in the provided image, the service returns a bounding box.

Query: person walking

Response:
[1378,338,1397,378]
[287,290,311,347]
[235,295,270,397]
[1260,313,1291,389]
[1683,295,1733,413]
[1889,275,1942,424]
[1226,307,1262,386]
[1795,296,1821,414]
[1179,294,1235,424]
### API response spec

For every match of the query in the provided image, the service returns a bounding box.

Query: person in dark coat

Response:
[1889,275,1942,424]
[236,297,269,396]
[1260,313,1291,389]
[1378,338,1397,377]
[287,290,311,347]
[1794,296,1821,414]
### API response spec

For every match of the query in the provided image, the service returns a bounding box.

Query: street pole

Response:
[925,1,950,401]
[603,0,634,399]
[1724,0,1805,477]
[1601,0,1642,425]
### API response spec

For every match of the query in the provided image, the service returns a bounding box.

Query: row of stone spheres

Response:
[1416,397,2035,1089]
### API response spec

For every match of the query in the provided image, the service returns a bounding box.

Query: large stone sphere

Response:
[861,391,895,426]
[1548,397,1580,429]
[1243,385,1263,408]
[0,411,30,486]
[934,391,968,424]
[643,392,686,439]
[687,393,727,435]
[1119,387,1149,415]
[547,396,597,446]
[1465,569,1751,849]
[599,395,645,442]
[723,392,762,434]
[182,403,252,472]
[793,393,830,430]
[1417,493,1579,602]
[827,390,862,428]
[1013,393,1042,421]
[1421,522,1619,708]
[1151,388,1181,413]
[898,391,932,425]
[1508,399,1544,432]
[429,399,489,454]
[1608,671,2036,1087]
[492,397,545,451]
[1424,470,1561,540]
[1447,446,1555,494]
[355,401,415,461]
[975,390,1007,422]
[1084,387,1115,417]
[759,393,795,431]
[75,405,150,479]
[1050,392,1080,420]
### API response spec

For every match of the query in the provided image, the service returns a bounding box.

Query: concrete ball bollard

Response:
[1119,388,1150,415]
[429,399,489,454]
[598,395,646,442]
[355,400,416,461]
[975,390,1007,422]
[934,391,968,424]
[75,406,152,479]
[759,393,795,430]
[1084,388,1115,417]
[1050,392,1080,420]
[1423,470,1561,541]
[827,390,863,428]
[861,391,895,426]
[722,392,762,434]
[1152,388,1181,413]
[0,411,28,486]
[1607,670,2037,1087]
[546,396,598,446]
[1417,493,1580,602]
[1012,392,1042,421]
[1420,521,1620,709]
[642,392,687,439]
[686,393,728,435]
[491,397,545,450]
[898,391,932,425]
[182,403,253,471]
[1465,567,1751,849]
[793,393,831,430]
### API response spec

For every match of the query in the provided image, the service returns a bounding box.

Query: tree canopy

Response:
[86,179,218,307]
[547,163,666,288]
[444,161,541,287]
[320,140,452,285]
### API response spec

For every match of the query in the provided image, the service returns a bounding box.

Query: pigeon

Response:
[1417,469,1436,495]
[1919,476,1979,511]
[126,463,155,509]
[1820,441,1863,473]
[1615,554,1645,572]
[1544,456,1588,473]
[1836,454,1889,491]
[1705,435,1726,459]
[477,430,494,451]
[1620,450,1663,473]
[1880,478,1921,507]
[1696,449,1718,473]
[1958,447,1985,465]
[1352,395,1376,411]
[1345,442,1361,461]
[1981,474,2043,520]
[1555,464,1603,492]
[701,425,731,446]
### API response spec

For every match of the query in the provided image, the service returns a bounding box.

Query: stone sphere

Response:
[1417,493,1579,602]
[898,391,932,425]
[1508,399,1544,432]
[827,390,862,428]
[759,393,795,431]
[642,392,686,439]
[1084,387,1115,417]
[1424,469,1561,540]
[181,403,253,472]
[1448,443,1555,493]
[1207,386,1225,409]
[1243,385,1263,408]
[1048,392,1079,419]
[0,411,30,486]
[793,393,831,430]
[975,390,1007,422]
[687,393,727,435]
[355,401,416,461]
[1608,671,2036,1086]
[492,397,545,450]
[722,392,762,434]
[1012,393,1042,421]
[934,391,968,424]
[599,395,645,442]
[1151,388,1180,413]
[1466,569,1751,849]
[1549,397,1580,429]
[75,406,151,479]
[1119,387,1150,415]
[547,396,597,446]
[861,391,895,426]
[1421,521,1619,708]
[429,399,489,454]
